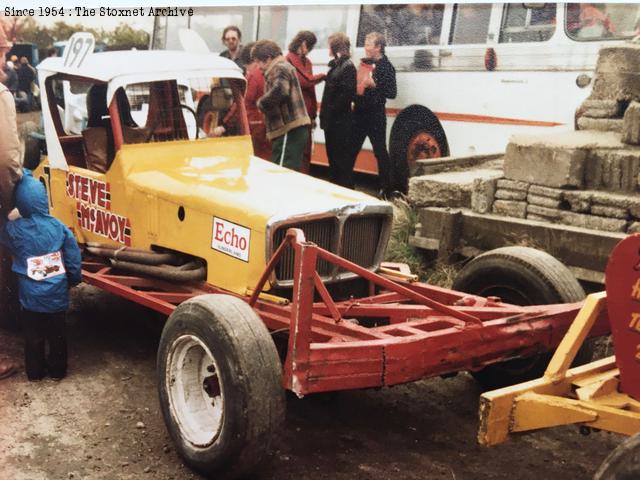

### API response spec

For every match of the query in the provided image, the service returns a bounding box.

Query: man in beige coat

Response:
[0,21,24,379]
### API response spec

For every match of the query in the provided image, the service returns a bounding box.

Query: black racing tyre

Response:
[389,105,449,193]
[157,294,285,479]
[594,433,640,480]
[452,246,591,389]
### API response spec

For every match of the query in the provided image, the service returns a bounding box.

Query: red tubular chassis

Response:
[81,228,609,397]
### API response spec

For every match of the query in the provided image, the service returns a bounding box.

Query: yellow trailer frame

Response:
[479,291,640,447]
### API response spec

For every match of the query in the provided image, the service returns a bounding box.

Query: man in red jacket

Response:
[286,31,326,174]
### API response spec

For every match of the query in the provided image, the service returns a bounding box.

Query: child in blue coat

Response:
[3,170,81,380]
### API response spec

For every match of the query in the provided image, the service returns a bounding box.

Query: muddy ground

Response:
[0,284,623,480]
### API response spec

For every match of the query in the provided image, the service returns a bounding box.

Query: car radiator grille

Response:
[273,218,336,281]
[271,215,386,283]
[341,215,384,268]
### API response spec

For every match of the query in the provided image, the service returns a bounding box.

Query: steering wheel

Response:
[180,104,200,140]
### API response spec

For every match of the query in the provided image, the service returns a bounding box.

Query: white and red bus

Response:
[151,3,640,187]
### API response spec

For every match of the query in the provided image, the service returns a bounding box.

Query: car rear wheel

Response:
[452,246,592,389]
[157,294,284,479]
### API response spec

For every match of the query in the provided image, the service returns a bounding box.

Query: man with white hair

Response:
[0,18,25,379]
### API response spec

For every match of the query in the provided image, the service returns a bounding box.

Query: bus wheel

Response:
[594,433,640,480]
[157,294,285,479]
[389,105,449,193]
[452,247,593,389]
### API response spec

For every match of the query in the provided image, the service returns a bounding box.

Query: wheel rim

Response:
[166,334,224,448]
[406,131,442,167]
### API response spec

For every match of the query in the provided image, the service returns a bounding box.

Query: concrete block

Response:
[577,116,624,133]
[591,205,628,219]
[504,141,586,188]
[471,177,497,214]
[563,191,592,213]
[622,155,640,191]
[496,179,530,191]
[527,204,561,220]
[408,169,503,208]
[602,155,623,190]
[495,189,527,201]
[584,152,604,189]
[591,45,640,103]
[580,99,622,119]
[591,191,640,211]
[527,194,562,209]
[622,101,640,145]
[584,150,640,191]
[559,211,627,232]
[528,185,564,200]
[492,200,527,218]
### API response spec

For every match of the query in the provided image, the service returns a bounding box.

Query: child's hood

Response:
[15,170,49,218]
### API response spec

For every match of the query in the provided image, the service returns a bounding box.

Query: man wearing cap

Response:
[0,20,25,380]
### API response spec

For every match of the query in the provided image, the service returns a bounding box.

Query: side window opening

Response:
[357,4,445,47]
[500,3,556,43]
[450,3,492,45]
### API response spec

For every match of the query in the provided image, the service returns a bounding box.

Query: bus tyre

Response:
[389,106,449,193]
[157,294,285,479]
[594,433,640,480]
[452,246,592,389]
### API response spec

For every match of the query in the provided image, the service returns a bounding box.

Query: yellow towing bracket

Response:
[478,292,640,446]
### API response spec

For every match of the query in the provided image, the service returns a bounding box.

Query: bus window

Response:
[500,4,556,43]
[190,7,256,53]
[357,4,445,47]
[450,3,492,45]
[566,3,640,41]
[286,6,349,48]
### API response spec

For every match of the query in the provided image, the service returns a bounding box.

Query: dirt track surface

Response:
[0,285,623,480]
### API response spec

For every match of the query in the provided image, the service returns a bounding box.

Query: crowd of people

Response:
[1,51,41,113]
[222,26,397,198]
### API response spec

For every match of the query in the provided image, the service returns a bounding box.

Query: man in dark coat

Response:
[320,33,357,188]
[351,31,397,198]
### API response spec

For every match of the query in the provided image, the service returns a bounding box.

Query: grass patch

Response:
[384,197,462,287]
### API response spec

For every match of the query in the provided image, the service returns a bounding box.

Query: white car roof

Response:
[37,50,244,83]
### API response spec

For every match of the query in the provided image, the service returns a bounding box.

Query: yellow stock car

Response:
[30,47,394,478]
[33,49,392,295]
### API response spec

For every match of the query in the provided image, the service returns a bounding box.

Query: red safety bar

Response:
[81,229,610,396]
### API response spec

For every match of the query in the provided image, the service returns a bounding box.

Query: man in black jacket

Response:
[320,33,357,188]
[352,31,397,198]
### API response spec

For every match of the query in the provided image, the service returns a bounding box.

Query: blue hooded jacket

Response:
[3,170,82,313]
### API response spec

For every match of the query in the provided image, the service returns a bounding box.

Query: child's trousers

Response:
[22,309,67,380]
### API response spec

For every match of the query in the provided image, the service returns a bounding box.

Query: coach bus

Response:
[151,3,640,188]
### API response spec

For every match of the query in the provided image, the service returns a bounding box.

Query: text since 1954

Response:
[4,6,194,17]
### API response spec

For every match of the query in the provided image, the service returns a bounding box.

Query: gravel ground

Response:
[0,285,623,480]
